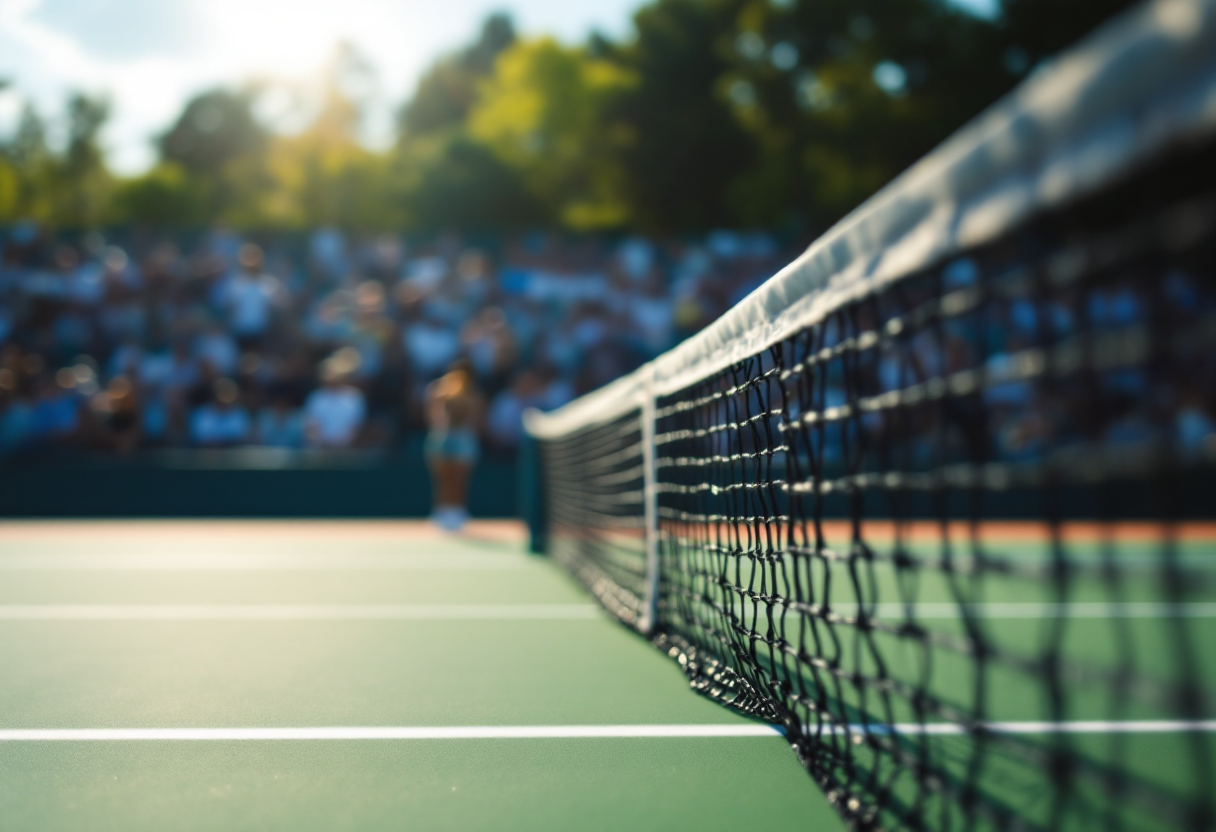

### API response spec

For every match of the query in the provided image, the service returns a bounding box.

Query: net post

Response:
[519,408,547,555]
[639,371,660,635]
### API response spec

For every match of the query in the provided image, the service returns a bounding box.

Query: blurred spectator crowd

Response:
[0,224,791,457]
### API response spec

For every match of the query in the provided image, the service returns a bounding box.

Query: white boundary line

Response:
[0,605,601,620]
[855,602,1216,620]
[813,720,1216,737]
[0,726,780,741]
[0,554,531,571]
[1,721,1214,741]
[2,602,1213,621]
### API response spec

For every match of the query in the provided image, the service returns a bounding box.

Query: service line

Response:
[4,602,1215,620]
[2,722,1214,742]
[0,604,600,620]
[0,553,532,571]
[856,602,1216,620]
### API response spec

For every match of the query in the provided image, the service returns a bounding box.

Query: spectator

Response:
[194,322,238,377]
[190,379,250,448]
[256,396,305,448]
[96,375,144,453]
[221,244,281,347]
[0,224,807,457]
[30,373,81,445]
[303,350,366,448]
[403,313,461,378]
[486,370,542,449]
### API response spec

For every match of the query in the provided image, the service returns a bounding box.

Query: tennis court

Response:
[3,3,1214,831]
[0,520,843,831]
[1,521,1212,830]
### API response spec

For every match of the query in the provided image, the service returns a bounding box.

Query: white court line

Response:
[0,605,601,620]
[810,720,1216,736]
[3,603,1212,621]
[0,726,780,741]
[833,602,1216,620]
[0,553,531,571]
[2,721,1214,742]
[4,603,1213,620]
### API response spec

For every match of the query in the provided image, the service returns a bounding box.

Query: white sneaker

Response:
[431,508,452,530]
[433,506,466,532]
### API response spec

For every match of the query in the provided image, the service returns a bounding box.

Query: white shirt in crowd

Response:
[303,385,366,447]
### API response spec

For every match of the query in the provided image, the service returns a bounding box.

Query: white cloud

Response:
[0,0,639,174]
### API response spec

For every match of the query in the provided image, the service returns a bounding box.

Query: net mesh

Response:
[543,412,649,628]
[535,129,1216,830]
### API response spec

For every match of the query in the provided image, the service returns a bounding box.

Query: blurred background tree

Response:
[721,0,1011,231]
[1,0,1142,237]
[468,37,636,229]
[606,0,758,234]
[261,43,403,231]
[111,89,265,227]
[0,91,112,227]
[398,13,519,138]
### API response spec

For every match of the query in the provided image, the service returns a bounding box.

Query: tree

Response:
[397,13,517,139]
[398,134,544,232]
[159,89,266,174]
[606,0,758,233]
[996,0,1142,75]
[146,88,269,224]
[717,0,1009,231]
[3,0,1149,234]
[258,43,403,231]
[7,102,50,170]
[716,0,1143,233]
[107,162,209,227]
[60,93,112,226]
[0,93,111,228]
[468,38,635,229]
[0,157,18,222]
[1,103,51,221]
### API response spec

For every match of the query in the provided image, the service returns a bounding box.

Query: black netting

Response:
[537,135,1216,832]
[542,411,650,628]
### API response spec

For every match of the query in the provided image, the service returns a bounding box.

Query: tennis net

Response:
[525,2,1216,830]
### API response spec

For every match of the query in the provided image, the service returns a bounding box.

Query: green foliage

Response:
[107,162,210,227]
[58,93,114,226]
[398,13,517,138]
[0,94,112,228]
[0,156,18,222]
[159,89,267,174]
[397,134,544,232]
[469,37,635,230]
[0,2,1144,236]
[608,0,760,233]
[721,0,1012,229]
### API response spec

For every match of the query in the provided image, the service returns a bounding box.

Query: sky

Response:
[0,0,997,176]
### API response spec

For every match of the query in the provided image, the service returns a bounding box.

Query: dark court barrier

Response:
[0,444,519,518]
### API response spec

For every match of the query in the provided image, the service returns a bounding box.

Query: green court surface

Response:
[3,522,1213,831]
[0,521,843,832]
